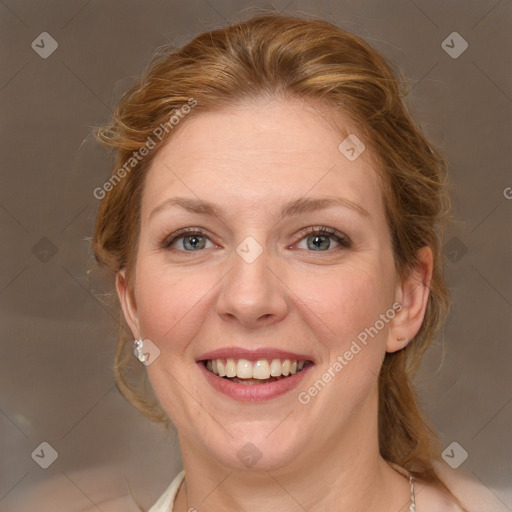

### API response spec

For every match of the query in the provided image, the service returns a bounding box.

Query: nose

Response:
[215,242,289,330]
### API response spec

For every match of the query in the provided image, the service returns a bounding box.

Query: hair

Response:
[92,11,465,508]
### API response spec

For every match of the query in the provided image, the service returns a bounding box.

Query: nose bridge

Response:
[216,234,288,326]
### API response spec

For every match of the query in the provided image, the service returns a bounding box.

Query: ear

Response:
[116,269,141,340]
[386,246,433,353]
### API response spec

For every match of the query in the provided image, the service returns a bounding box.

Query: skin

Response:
[116,97,457,511]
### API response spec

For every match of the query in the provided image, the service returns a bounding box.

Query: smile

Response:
[204,358,311,384]
[198,357,314,401]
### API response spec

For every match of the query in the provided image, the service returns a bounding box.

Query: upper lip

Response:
[196,347,315,363]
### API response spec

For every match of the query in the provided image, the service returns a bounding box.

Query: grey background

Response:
[0,0,510,510]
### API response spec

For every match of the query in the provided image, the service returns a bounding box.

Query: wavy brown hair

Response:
[92,12,465,507]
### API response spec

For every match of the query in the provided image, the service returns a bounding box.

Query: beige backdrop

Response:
[1,0,511,510]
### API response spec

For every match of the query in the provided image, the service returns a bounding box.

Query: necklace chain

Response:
[177,471,417,510]
[409,475,416,511]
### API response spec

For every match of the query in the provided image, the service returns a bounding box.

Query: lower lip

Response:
[197,362,313,402]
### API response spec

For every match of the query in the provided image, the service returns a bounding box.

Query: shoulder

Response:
[414,480,465,511]
[7,465,185,512]
[415,461,510,512]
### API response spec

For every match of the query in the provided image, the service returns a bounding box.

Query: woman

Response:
[92,13,474,511]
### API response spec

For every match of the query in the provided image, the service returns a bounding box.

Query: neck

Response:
[175,391,411,512]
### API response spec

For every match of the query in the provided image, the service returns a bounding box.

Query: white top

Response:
[145,462,497,512]
[148,470,185,512]
[147,467,414,511]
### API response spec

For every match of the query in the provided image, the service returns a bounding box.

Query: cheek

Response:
[134,260,218,350]
[297,259,395,346]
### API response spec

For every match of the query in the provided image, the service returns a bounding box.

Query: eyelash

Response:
[159,226,351,252]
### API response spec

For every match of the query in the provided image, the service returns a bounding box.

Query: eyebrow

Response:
[149,195,370,221]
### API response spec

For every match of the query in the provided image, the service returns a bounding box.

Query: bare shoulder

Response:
[415,461,511,512]
[414,480,466,511]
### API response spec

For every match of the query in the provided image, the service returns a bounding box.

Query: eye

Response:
[294,226,351,252]
[160,228,215,251]
[160,226,351,253]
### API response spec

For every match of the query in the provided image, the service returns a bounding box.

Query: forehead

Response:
[141,97,384,221]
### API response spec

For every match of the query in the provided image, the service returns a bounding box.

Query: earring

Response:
[397,337,408,345]
[133,338,147,363]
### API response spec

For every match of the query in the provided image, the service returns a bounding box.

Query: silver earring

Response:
[133,338,147,363]
[397,337,408,345]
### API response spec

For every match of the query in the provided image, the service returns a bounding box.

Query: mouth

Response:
[196,347,315,401]
[200,357,314,385]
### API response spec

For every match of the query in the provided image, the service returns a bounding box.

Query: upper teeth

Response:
[206,358,306,379]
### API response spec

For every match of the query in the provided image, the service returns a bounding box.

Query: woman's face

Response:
[118,97,414,471]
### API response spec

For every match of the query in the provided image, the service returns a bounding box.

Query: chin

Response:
[207,423,309,472]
